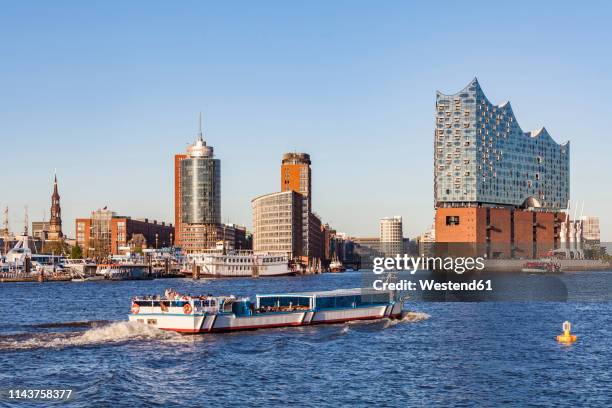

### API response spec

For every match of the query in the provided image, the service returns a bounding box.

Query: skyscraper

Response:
[434,79,571,258]
[251,152,326,269]
[174,115,221,252]
[47,174,63,241]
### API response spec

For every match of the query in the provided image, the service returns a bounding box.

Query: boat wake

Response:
[398,311,430,323]
[0,321,182,351]
[31,320,112,329]
[377,312,430,329]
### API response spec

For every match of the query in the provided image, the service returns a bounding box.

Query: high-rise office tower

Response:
[174,115,221,252]
[281,153,311,209]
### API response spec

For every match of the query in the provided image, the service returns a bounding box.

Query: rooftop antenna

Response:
[197,112,203,141]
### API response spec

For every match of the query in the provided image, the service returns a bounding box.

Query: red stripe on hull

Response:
[159,313,403,334]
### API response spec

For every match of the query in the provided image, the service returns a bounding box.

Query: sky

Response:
[1,1,612,240]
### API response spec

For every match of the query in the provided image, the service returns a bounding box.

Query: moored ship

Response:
[129,288,405,333]
[522,260,562,274]
[97,263,151,280]
[183,251,293,278]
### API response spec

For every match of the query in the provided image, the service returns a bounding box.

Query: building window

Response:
[446,216,460,226]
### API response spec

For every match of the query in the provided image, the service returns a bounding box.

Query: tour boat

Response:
[522,260,562,274]
[97,263,151,280]
[184,251,293,278]
[62,259,97,275]
[129,288,405,333]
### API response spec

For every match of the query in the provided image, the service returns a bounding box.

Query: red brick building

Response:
[435,207,566,258]
[76,208,174,258]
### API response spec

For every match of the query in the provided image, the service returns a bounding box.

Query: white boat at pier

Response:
[97,263,151,280]
[184,250,293,278]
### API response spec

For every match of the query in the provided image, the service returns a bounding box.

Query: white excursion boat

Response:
[2,235,33,270]
[97,263,151,280]
[184,251,293,278]
[129,288,405,333]
[62,259,97,275]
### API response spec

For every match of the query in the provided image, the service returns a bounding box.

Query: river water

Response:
[0,271,611,407]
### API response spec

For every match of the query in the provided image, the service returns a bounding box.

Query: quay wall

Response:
[482,259,611,272]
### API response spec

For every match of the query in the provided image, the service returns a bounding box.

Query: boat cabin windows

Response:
[257,296,312,312]
[193,299,216,308]
[133,300,192,308]
[315,293,391,310]
[231,300,253,316]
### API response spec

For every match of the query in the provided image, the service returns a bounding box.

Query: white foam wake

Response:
[382,311,430,328]
[0,321,182,350]
[400,311,431,322]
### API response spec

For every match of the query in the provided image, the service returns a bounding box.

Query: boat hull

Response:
[128,303,403,334]
[198,270,296,278]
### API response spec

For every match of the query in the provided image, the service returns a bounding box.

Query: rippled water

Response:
[1,272,611,407]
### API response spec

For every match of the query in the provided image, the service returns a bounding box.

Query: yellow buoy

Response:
[556,321,577,343]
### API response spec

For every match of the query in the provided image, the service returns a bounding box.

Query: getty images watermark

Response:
[371,255,492,292]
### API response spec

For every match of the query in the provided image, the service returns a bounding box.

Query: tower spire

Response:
[48,172,63,240]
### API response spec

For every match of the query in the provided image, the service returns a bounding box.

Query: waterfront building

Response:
[226,223,252,250]
[76,208,174,258]
[47,174,63,241]
[251,190,304,256]
[433,79,570,258]
[581,216,601,243]
[557,213,602,259]
[416,223,436,257]
[351,237,383,269]
[352,237,381,252]
[174,115,221,252]
[32,221,50,240]
[252,152,327,268]
[181,223,250,252]
[380,216,404,256]
[308,212,324,263]
[330,231,359,269]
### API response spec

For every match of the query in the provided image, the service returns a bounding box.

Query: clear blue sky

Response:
[1,1,611,239]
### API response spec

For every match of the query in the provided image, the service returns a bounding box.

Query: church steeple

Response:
[48,173,63,240]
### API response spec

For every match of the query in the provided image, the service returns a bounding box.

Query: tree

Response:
[71,245,83,259]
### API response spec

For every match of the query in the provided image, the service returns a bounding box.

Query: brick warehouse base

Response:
[435,207,566,259]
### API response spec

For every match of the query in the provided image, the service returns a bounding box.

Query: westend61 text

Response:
[372,255,486,274]
[373,279,493,292]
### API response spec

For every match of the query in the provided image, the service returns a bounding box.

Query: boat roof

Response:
[256,288,387,298]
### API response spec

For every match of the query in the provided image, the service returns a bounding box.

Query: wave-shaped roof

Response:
[438,78,569,147]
